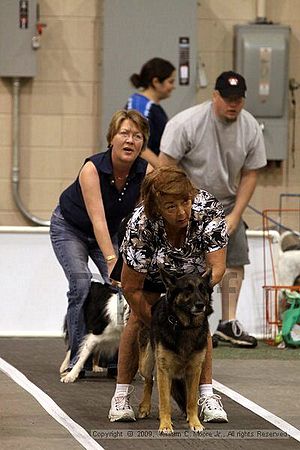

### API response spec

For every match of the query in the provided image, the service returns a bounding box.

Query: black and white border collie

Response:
[60,281,129,383]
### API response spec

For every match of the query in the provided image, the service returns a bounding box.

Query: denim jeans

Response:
[50,205,118,369]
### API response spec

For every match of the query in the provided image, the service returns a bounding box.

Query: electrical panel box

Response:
[0,0,38,77]
[235,24,290,161]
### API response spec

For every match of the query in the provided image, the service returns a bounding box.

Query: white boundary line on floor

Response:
[0,357,104,450]
[213,379,300,442]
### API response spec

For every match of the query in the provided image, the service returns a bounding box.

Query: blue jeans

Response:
[50,205,118,369]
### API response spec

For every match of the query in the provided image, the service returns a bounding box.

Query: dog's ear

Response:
[202,268,213,290]
[159,268,177,288]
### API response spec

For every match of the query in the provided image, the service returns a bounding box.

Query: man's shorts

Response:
[226,219,250,267]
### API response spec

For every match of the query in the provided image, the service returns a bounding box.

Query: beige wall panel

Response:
[0,146,11,179]
[0,81,12,114]
[242,210,259,229]
[251,183,288,213]
[0,115,12,146]
[19,148,90,180]
[0,180,15,210]
[198,20,229,53]
[39,0,65,17]
[39,18,64,50]
[20,115,62,147]
[20,82,63,115]
[36,50,64,82]
[62,50,97,82]
[15,180,64,212]
[63,0,98,17]
[62,116,96,148]
[269,0,300,22]
[200,0,256,21]
[1,0,300,226]
[62,82,95,115]
[0,212,32,226]
[63,19,95,50]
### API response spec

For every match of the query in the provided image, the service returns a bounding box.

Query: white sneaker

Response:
[198,394,228,423]
[108,389,136,422]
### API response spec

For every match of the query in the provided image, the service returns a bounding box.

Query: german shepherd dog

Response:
[138,270,213,434]
[60,281,129,383]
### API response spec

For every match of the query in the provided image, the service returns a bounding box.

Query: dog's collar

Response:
[167,314,199,331]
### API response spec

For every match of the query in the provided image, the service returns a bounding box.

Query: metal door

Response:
[100,0,197,148]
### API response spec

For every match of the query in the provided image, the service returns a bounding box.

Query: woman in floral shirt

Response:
[109,166,229,424]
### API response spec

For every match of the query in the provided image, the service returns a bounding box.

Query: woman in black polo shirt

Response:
[50,109,149,377]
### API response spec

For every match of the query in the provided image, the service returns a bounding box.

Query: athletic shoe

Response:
[214,320,258,348]
[108,388,136,422]
[198,394,228,423]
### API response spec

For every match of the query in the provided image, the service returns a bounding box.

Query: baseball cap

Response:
[215,71,247,98]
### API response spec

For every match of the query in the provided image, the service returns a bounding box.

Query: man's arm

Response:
[158,152,178,167]
[226,169,257,235]
[140,147,159,168]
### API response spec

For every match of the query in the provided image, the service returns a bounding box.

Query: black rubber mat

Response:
[1,338,299,450]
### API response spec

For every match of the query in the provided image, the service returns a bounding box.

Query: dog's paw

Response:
[190,423,204,433]
[138,404,151,419]
[159,421,174,435]
[92,365,105,373]
[159,426,174,435]
[60,372,77,383]
[188,417,204,433]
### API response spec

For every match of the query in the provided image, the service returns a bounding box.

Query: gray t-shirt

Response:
[160,101,267,209]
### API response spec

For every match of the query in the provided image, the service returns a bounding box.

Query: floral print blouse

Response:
[121,190,228,288]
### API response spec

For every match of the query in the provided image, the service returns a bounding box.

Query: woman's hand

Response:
[121,263,160,327]
[107,258,117,277]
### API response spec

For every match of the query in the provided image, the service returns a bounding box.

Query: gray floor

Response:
[0,372,84,450]
[214,359,300,430]
[0,338,299,450]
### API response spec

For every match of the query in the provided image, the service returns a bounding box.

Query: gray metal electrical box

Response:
[235,24,290,161]
[0,0,38,77]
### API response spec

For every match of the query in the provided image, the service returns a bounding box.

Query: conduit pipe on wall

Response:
[256,0,267,22]
[11,77,50,226]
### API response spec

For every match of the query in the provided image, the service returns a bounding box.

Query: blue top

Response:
[126,93,168,155]
[59,148,147,238]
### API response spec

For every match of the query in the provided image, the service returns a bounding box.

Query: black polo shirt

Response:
[59,148,147,238]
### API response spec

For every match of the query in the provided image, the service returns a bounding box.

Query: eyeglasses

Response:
[117,129,143,142]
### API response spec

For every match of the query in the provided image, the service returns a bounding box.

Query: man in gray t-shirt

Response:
[159,71,267,348]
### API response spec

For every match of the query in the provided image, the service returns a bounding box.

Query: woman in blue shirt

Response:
[126,58,176,168]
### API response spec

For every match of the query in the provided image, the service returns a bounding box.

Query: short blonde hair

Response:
[141,166,197,219]
[106,109,149,151]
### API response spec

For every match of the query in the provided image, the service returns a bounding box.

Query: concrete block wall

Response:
[0,0,300,229]
[0,0,101,225]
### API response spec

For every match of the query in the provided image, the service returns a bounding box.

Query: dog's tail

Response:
[171,379,187,415]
